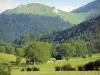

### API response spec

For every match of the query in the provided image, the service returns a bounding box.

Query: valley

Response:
[0,0,100,75]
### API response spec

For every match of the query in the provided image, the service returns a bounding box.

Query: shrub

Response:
[21,68,25,71]
[78,65,84,71]
[61,64,73,71]
[84,62,94,70]
[66,57,70,61]
[88,53,92,57]
[26,67,32,71]
[95,60,100,67]
[55,66,61,71]
[82,55,87,58]
[83,60,100,71]
[16,57,21,65]
[94,60,100,70]
[33,67,40,71]
[55,64,75,71]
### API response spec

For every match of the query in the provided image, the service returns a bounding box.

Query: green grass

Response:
[36,53,100,71]
[12,71,100,75]
[0,53,16,64]
[0,53,100,75]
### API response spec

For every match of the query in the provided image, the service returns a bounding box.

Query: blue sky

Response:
[0,0,95,13]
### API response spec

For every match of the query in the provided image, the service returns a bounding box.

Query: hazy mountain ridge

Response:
[72,0,100,13]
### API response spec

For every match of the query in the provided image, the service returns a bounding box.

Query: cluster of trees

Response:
[0,40,14,54]
[13,33,41,46]
[0,14,73,42]
[51,41,90,60]
[0,40,51,65]
[0,40,92,65]
[25,42,51,65]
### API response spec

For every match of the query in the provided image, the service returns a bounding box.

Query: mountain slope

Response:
[0,14,73,42]
[0,3,100,43]
[40,16,100,43]
[4,3,57,16]
[3,3,100,24]
[3,3,84,24]
[72,0,100,13]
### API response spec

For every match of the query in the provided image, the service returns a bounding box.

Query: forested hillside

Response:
[40,16,100,53]
[0,14,72,42]
[0,2,100,43]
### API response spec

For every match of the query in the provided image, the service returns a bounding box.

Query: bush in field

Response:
[84,62,94,70]
[33,67,40,71]
[82,55,87,58]
[55,66,61,71]
[26,67,32,71]
[94,60,100,69]
[16,57,21,65]
[84,59,100,71]
[61,64,73,71]
[77,65,84,71]
[55,64,75,71]
[21,68,25,71]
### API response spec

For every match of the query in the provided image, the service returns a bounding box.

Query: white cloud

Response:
[0,0,12,13]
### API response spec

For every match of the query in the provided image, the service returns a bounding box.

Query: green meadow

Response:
[11,71,100,75]
[0,53,100,75]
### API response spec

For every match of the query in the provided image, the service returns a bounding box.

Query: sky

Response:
[0,0,95,13]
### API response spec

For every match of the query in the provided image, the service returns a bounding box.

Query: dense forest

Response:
[0,14,73,42]
[40,16,100,53]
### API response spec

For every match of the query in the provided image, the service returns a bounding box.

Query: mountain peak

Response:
[3,3,55,15]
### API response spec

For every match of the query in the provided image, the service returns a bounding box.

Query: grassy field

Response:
[0,53,100,75]
[0,53,16,64]
[36,53,100,71]
[12,71,100,75]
